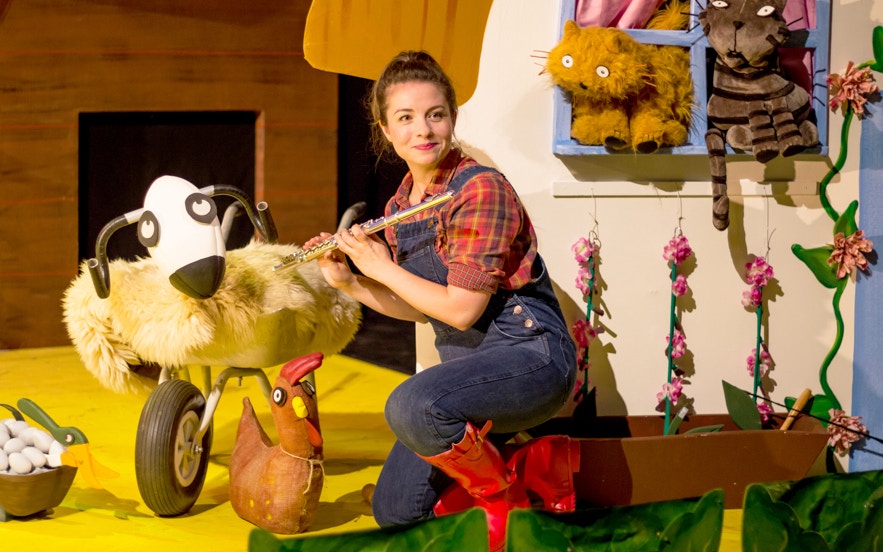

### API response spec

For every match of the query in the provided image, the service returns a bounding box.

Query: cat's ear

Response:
[609,29,637,53]
[563,20,580,39]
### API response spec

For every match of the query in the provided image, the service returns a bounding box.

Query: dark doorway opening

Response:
[78,111,258,263]
[337,75,416,375]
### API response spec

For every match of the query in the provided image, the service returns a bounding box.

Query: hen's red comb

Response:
[280,351,324,385]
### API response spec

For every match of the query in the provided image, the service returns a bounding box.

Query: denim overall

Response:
[371,166,577,525]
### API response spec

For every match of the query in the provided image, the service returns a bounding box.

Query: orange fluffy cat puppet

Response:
[546,0,693,153]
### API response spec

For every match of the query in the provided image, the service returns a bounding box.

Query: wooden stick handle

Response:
[781,388,812,431]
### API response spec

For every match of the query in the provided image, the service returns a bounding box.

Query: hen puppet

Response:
[229,352,325,534]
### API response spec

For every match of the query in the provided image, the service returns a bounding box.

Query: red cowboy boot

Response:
[419,421,529,551]
[503,434,580,512]
[435,434,581,516]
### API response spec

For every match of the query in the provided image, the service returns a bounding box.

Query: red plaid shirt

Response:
[384,150,537,294]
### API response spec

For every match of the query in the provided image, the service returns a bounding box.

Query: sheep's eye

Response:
[185,193,217,224]
[756,5,775,16]
[137,211,160,248]
[272,387,286,406]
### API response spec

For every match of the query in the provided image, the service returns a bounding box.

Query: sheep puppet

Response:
[63,175,362,396]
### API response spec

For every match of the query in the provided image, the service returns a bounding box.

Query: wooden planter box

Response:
[533,411,829,510]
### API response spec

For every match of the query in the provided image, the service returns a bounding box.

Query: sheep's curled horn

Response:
[87,180,277,299]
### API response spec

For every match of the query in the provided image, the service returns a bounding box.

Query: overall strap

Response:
[390,165,500,215]
[447,164,500,195]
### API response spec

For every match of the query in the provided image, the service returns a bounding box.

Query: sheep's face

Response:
[140,175,226,299]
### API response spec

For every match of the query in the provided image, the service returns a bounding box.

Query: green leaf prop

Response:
[744,470,883,550]
[832,200,859,237]
[505,489,724,551]
[658,489,724,551]
[742,485,830,552]
[249,508,489,552]
[791,244,841,289]
[870,25,883,73]
[722,380,762,430]
[832,492,883,550]
[683,424,724,435]
[785,393,834,426]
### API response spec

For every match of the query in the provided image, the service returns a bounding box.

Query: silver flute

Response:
[273,190,455,272]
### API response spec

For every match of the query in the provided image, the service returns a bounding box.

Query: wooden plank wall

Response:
[0,0,338,349]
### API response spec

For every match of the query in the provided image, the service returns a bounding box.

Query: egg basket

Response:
[0,465,77,518]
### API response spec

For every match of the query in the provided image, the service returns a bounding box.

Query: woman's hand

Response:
[302,232,357,290]
[334,224,394,281]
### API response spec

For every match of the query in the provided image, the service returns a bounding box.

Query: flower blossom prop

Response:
[791,31,882,454]
[827,409,869,456]
[660,231,693,434]
[570,234,604,411]
[743,256,776,424]
[828,61,879,118]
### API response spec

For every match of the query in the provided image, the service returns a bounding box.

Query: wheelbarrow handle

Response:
[0,403,24,421]
[16,398,89,446]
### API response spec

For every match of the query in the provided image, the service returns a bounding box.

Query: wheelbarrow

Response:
[66,176,365,516]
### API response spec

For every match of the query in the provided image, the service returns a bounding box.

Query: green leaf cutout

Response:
[833,200,859,237]
[249,508,489,552]
[722,380,762,430]
[792,244,841,289]
[506,489,724,552]
[742,485,831,551]
[683,424,724,435]
[833,491,883,550]
[786,393,834,426]
[745,470,883,550]
[870,25,883,73]
[659,489,724,551]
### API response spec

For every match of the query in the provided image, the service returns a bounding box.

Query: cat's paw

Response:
[725,125,753,151]
[634,135,661,154]
[605,132,630,150]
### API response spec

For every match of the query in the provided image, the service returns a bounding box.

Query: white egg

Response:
[0,431,8,449]
[0,423,8,439]
[21,446,46,469]
[3,437,26,454]
[8,420,30,438]
[0,449,7,471]
[1,418,15,429]
[8,451,33,474]
[48,440,67,455]
[18,426,38,446]
[30,430,55,454]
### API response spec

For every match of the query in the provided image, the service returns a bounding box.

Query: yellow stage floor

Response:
[0,347,743,550]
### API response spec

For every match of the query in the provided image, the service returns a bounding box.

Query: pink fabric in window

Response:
[574,0,665,29]
[780,0,817,102]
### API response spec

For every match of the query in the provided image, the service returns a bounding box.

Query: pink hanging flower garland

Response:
[570,235,604,405]
[743,256,776,424]
[659,232,693,423]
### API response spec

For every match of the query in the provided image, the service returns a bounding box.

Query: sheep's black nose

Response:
[169,256,226,299]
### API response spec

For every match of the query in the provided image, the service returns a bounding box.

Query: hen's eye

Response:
[561,54,574,68]
[272,387,286,406]
[756,5,775,16]
[596,65,610,78]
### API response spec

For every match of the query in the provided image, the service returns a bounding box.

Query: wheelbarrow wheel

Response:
[135,379,213,516]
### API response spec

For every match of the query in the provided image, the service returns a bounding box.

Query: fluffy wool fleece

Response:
[63,240,362,395]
